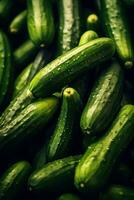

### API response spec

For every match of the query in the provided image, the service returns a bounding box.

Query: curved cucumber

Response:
[28,155,81,193]
[79,30,98,46]
[80,60,123,136]
[0,161,31,200]
[75,104,134,192]
[0,96,59,152]
[27,0,55,46]
[9,10,27,34]
[57,193,81,200]
[47,87,82,161]
[56,0,81,55]
[100,185,134,200]
[0,30,12,106]
[29,37,115,98]
[100,0,134,68]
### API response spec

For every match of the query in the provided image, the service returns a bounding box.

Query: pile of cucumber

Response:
[0,0,134,199]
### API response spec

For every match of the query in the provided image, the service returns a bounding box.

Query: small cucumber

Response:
[47,87,82,161]
[100,0,134,68]
[14,39,38,66]
[9,10,27,34]
[0,30,12,106]
[75,104,134,192]
[28,155,81,193]
[86,13,100,32]
[0,96,59,152]
[57,193,81,200]
[56,0,81,55]
[29,37,115,98]
[79,30,99,46]
[0,161,31,200]
[100,185,134,200]
[27,0,55,46]
[80,60,123,136]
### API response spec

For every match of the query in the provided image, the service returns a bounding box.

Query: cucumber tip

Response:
[124,61,133,69]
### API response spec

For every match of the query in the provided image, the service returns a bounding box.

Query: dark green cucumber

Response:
[57,193,81,200]
[0,30,12,105]
[100,185,134,200]
[75,104,134,192]
[80,60,123,136]
[100,0,134,68]
[28,155,81,193]
[86,13,100,32]
[56,0,81,55]
[13,63,32,98]
[47,87,82,161]
[14,39,38,66]
[0,96,59,152]
[79,30,99,46]
[0,0,13,20]
[27,0,55,46]
[29,37,115,98]
[9,10,27,34]
[0,161,31,200]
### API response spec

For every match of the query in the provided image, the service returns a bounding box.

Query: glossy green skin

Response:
[79,31,98,46]
[0,31,12,105]
[28,155,81,193]
[57,193,80,200]
[0,161,31,200]
[47,87,82,161]
[29,38,115,98]
[13,63,32,98]
[14,39,38,66]
[80,60,123,136]
[56,0,81,55]
[0,0,13,19]
[9,10,27,34]
[27,0,55,46]
[101,185,134,200]
[100,0,134,67]
[0,96,59,152]
[75,105,134,192]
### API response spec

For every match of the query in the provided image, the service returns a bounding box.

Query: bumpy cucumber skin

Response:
[0,96,59,152]
[47,88,82,161]
[28,155,81,193]
[27,0,55,46]
[13,63,32,98]
[0,31,12,105]
[80,60,123,136]
[0,161,31,200]
[100,0,134,67]
[14,40,38,66]
[100,185,134,200]
[9,10,27,34]
[75,105,134,192]
[57,193,80,200]
[29,38,115,98]
[56,0,81,55]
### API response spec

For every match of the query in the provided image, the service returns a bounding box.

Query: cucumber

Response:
[80,60,123,136]
[9,10,27,34]
[100,185,134,200]
[29,37,115,98]
[86,13,100,32]
[27,0,55,46]
[75,104,134,192]
[28,155,81,193]
[0,161,31,200]
[14,39,38,66]
[56,0,81,56]
[100,0,134,68]
[0,96,59,152]
[0,0,13,20]
[47,87,82,161]
[57,193,81,200]
[0,30,12,106]
[13,63,33,98]
[79,30,98,46]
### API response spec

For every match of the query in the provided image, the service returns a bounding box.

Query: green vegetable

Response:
[79,30,98,46]
[86,13,100,32]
